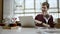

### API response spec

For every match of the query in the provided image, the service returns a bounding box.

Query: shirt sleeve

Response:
[50,15,53,23]
[35,15,39,20]
[35,14,44,27]
[49,15,55,27]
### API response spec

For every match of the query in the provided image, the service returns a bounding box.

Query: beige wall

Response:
[0,0,3,20]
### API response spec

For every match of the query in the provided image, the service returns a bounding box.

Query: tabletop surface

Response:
[0,26,60,34]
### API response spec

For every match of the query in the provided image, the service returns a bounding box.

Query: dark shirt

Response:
[35,14,55,27]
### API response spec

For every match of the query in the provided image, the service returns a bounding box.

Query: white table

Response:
[0,26,37,34]
[37,27,60,34]
[0,26,60,34]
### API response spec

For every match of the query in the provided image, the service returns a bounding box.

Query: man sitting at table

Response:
[35,2,55,28]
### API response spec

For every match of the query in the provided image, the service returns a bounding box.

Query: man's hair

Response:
[42,2,49,9]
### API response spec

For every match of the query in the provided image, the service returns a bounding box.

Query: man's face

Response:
[42,5,48,12]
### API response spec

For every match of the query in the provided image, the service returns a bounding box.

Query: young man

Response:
[35,2,55,28]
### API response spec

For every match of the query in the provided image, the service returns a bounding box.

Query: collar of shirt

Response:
[43,15,51,23]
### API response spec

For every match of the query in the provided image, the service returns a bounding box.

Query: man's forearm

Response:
[34,20,42,24]
[42,23,50,27]
[35,20,50,27]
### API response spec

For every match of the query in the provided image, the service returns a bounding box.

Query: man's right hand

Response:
[42,23,50,27]
[35,20,50,27]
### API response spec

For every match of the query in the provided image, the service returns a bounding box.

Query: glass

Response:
[48,0,57,8]
[35,0,46,10]
[25,0,34,8]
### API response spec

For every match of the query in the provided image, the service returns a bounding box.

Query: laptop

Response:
[19,16,35,27]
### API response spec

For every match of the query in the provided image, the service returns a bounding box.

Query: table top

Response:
[0,26,60,34]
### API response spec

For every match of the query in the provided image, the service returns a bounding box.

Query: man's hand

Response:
[43,23,50,27]
[35,20,50,27]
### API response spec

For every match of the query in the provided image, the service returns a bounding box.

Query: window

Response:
[59,0,60,8]
[25,0,34,9]
[14,0,60,21]
[14,0,24,10]
[35,0,46,9]
[59,13,60,18]
[59,0,60,18]
[48,0,57,8]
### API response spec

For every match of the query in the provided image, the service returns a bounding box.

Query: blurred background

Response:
[3,0,60,23]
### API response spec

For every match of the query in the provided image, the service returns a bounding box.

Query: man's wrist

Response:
[41,23,43,24]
